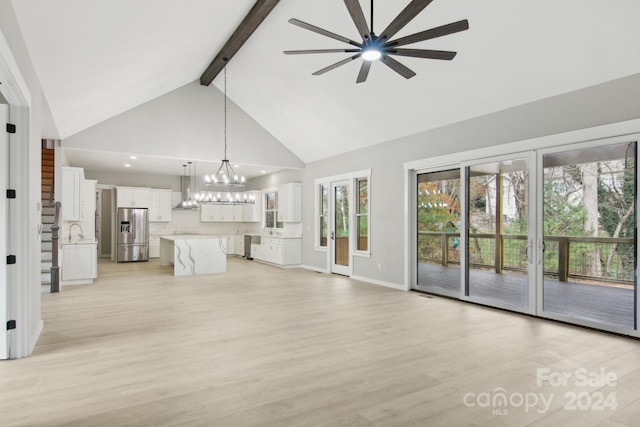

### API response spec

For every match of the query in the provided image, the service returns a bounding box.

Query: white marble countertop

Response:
[159,235,219,241]
[159,235,226,276]
[62,239,97,245]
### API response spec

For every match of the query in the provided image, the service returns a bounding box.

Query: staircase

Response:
[41,144,55,293]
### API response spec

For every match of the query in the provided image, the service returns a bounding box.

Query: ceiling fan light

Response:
[362,48,381,61]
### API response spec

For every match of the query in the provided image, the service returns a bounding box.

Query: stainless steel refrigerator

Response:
[116,208,149,262]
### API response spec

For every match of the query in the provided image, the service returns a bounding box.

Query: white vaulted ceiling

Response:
[11,0,640,168]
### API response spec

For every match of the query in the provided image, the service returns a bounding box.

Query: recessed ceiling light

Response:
[261,170,266,174]
[130,156,137,160]
[124,164,131,168]
[234,165,240,168]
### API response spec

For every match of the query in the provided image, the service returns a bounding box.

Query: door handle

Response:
[330,231,335,241]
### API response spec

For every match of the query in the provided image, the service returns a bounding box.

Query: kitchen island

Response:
[159,235,226,276]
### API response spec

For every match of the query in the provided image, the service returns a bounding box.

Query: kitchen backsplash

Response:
[149,209,302,237]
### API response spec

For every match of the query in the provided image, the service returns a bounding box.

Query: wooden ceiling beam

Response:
[200,0,280,86]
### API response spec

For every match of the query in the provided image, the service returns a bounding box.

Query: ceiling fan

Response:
[284,0,469,83]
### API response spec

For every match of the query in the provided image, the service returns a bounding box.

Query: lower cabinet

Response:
[235,235,245,256]
[61,243,97,282]
[224,235,236,255]
[253,238,301,265]
[149,236,160,258]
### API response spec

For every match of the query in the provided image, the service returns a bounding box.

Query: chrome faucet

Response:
[68,223,84,242]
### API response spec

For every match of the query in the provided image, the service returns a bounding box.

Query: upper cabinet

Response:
[61,167,85,221]
[148,189,172,222]
[277,183,302,222]
[200,190,262,223]
[243,190,262,222]
[116,186,150,208]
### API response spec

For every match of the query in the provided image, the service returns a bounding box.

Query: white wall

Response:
[85,170,181,191]
[301,73,640,287]
[247,169,304,191]
[62,81,305,171]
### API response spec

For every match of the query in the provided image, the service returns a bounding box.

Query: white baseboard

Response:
[300,264,329,274]
[350,275,407,291]
[30,320,44,355]
[299,265,406,290]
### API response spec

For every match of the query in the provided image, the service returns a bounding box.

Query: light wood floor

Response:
[1,258,640,426]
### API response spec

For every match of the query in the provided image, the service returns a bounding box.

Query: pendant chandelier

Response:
[185,160,255,206]
[204,65,245,188]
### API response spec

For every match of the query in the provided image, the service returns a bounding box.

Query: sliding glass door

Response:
[414,139,639,334]
[465,155,534,311]
[539,141,637,331]
[416,169,462,298]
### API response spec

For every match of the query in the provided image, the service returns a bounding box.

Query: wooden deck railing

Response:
[418,231,634,284]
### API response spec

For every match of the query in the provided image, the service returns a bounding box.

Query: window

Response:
[356,178,369,252]
[319,184,328,247]
[314,169,371,256]
[264,191,283,229]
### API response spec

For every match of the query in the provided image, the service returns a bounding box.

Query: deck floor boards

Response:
[417,263,636,329]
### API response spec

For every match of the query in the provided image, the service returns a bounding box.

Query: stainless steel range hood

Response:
[174,175,198,209]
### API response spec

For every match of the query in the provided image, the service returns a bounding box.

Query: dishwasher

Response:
[244,235,261,260]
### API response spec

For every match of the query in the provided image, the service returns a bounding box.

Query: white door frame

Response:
[1,27,38,358]
[0,104,8,359]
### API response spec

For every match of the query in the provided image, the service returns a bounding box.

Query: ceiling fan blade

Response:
[356,61,372,83]
[344,0,371,39]
[388,19,469,47]
[289,19,362,47]
[313,54,361,76]
[379,0,434,40]
[380,55,416,79]
[285,49,361,55]
[387,48,457,60]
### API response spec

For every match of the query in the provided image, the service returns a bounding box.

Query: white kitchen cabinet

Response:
[224,235,235,255]
[235,235,245,256]
[116,186,150,208]
[61,243,97,282]
[277,183,302,222]
[282,239,302,265]
[200,203,221,222]
[243,191,262,222]
[254,238,302,266]
[260,237,282,264]
[148,189,172,222]
[149,236,160,258]
[251,243,262,261]
[219,204,233,222]
[200,203,242,222]
[61,167,85,221]
[233,205,243,222]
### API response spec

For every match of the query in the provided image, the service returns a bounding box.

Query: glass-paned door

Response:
[415,169,462,297]
[466,157,532,310]
[331,180,351,275]
[541,142,637,330]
